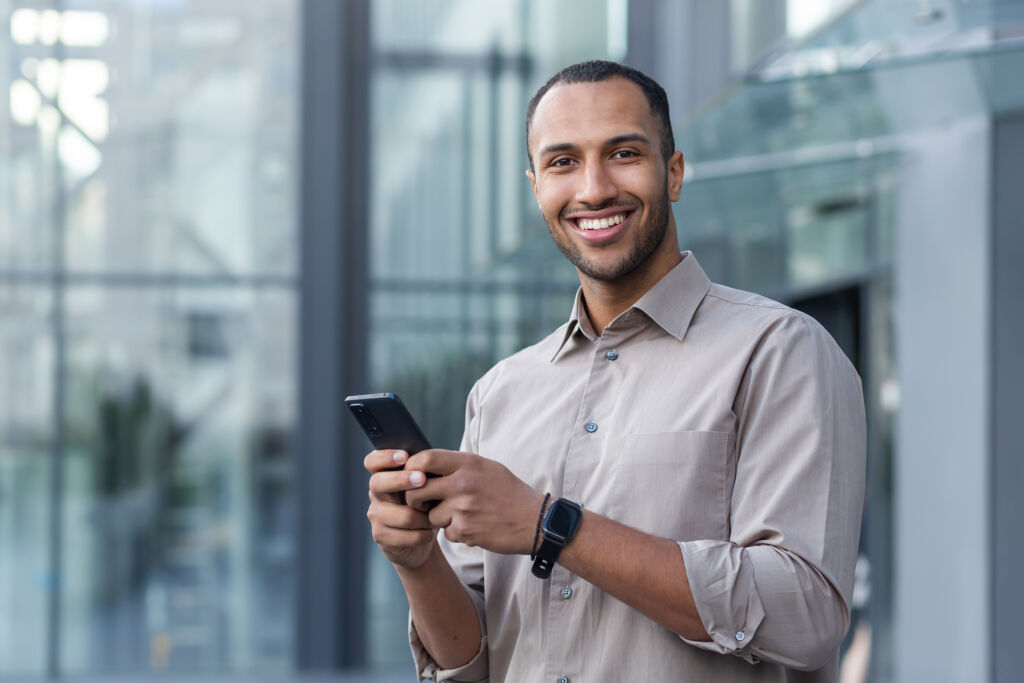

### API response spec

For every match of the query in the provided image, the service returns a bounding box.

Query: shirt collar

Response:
[550,251,712,362]
[549,290,594,362]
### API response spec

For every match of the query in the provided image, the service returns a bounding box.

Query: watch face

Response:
[545,499,583,541]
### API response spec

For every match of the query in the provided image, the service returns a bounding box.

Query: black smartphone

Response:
[344,392,432,454]
[346,393,437,508]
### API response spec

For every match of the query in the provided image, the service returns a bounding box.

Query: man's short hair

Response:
[526,60,675,170]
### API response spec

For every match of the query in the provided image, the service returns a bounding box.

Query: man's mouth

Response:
[565,209,636,244]
[576,213,627,231]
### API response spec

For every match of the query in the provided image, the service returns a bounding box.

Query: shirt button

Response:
[605,349,619,361]
[557,677,570,683]
[736,630,746,641]
[560,586,573,600]
[584,422,598,433]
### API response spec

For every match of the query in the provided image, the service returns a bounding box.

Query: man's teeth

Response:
[578,214,626,230]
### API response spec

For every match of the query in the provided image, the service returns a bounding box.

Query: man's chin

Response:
[574,254,646,282]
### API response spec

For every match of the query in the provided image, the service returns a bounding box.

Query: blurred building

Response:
[0,0,1021,681]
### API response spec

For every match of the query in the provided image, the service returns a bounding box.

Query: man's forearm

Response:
[396,541,482,669]
[558,510,710,642]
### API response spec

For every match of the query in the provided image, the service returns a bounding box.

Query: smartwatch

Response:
[531,498,584,579]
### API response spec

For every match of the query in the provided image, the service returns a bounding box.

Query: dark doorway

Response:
[791,285,863,374]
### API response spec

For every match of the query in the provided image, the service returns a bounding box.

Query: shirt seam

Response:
[705,292,790,311]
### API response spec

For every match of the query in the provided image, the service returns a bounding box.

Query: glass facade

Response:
[1,0,298,675]
[1,0,1022,679]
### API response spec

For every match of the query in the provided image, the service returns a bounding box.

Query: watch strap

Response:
[531,535,564,578]
[530,498,583,579]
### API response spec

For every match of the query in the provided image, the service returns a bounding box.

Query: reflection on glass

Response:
[28,3,296,277]
[1,0,299,676]
[60,287,295,674]
[679,154,897,296]
[372,0,528,55]
[0,287,52,676]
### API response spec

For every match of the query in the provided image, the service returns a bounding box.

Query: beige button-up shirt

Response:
[410,252,866,682]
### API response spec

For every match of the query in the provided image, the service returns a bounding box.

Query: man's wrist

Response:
[531,498,584,578]
[530,493,552,559]
[393,538,443,578]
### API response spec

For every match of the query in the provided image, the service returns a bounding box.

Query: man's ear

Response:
[667,150,684,202]
[525,168,538,197]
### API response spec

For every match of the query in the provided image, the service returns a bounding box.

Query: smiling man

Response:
[365,61,866,682]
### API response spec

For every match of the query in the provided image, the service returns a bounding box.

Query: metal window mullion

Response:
[297,0,371,670]
[46,0,67,675]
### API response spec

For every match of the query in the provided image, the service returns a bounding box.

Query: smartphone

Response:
[346,393,437,508]
[345,393,432,454]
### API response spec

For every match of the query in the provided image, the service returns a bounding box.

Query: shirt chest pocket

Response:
[605,430,731,541]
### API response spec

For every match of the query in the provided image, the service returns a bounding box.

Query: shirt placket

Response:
[545,324,626,683]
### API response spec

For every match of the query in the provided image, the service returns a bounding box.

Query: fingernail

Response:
[392,451,407,464]
[409,471,425,486]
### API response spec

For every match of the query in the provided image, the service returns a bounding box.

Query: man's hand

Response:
[405,449,546,555]
[365,449,437,570]
[366,448,487,669]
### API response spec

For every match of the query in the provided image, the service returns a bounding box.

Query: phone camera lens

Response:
[351,406,382,437]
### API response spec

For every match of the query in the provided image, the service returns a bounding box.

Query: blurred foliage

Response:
[65,369,178,498]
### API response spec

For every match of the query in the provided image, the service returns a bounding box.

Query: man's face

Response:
[526,77,684,282]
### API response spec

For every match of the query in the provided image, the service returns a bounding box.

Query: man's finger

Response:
[363,449,409,474]
[371,526,437,549]
[368,498,434,531]
[369,468,428,496]
[426,499,453,529]
[405,449,465,477]
[405,475,451,512]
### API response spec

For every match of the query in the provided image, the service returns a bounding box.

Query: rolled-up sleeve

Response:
[409,574,488,682]
[408,382,491,682]
[679,313,866,670]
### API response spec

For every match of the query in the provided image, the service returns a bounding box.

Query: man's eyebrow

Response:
[607,133,651,146]
[538,142,577,158]
[537,133,652,159]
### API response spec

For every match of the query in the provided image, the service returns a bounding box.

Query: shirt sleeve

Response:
[678,312,866,671]
[409,575,488,682]
[408,382,491,682]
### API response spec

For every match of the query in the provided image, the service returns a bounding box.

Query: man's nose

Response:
[575,160,617,207]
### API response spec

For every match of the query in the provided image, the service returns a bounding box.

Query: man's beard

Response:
[546,188,671,282]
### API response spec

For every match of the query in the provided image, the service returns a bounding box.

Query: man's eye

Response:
[551,158,574,167]
[612,150,637,159]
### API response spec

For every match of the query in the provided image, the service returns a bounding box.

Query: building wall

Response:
[992,112,1024,683]
[894,116,992,683]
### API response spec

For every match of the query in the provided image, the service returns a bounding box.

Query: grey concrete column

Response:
[992,112,1024,683]
[628,0,785,125]
[628,0,731,123]
[895,116,992,683]
[297,0,371,670]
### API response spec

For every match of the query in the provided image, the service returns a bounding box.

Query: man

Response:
[365,60,865,681]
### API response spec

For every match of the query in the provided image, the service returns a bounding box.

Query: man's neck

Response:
[578,246,682,335]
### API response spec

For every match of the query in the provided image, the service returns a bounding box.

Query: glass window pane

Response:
[1,58,57,271]
[0,285,52,676]
[54,2,299,278]
[2,1,299,675]
[679,154,898,295]
[60,286,295,674]
[372,0,528,54]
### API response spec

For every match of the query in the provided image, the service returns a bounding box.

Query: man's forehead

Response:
[529,77,655,148]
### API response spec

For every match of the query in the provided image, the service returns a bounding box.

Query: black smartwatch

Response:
[531,498,584,579]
